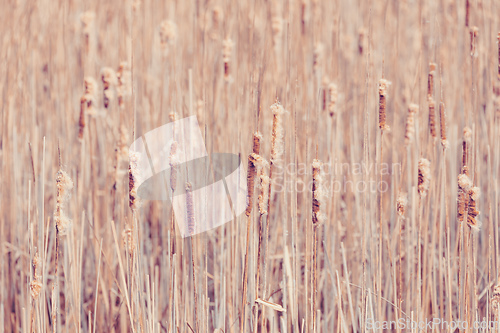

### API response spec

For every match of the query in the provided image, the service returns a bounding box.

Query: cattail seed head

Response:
[470,26,479,56]
[418,158,431,197]
[467,186,481,231]
[55,170,74,235]
[83,77,98,115]
[30,251,42,300]
[313,42,324,74]
[439,102,448,148]
[116,62,131,109]
[246,153,268,216]
[101,67,117,109]
[428,97,437,139]
[457,173,472,225]
[396,192,408,218]
[222,38,234,82]
[258,170,270,215]
[492,281,500,314]
[80,11,95,53]
[312,159,327,225]
[404,104,418,145]
[328,82,338,117]
[378,79,391,131]
[159,20,178,50]
[129,151,141,211]
[428,63,437,98]
[270,102,286,164]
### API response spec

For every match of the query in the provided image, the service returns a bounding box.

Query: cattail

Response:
[246,153,268,216]
[439,102,448,148]
[129,151,140,211]
[83,77,98,115]
[271,16,283,50]
[321,77,328,111]
[312,159,327,225]
[78,96,86,140]
[253,131,262,154]
[462,127,472,174]
[270,102,286,164]
[80,11,95,53]
[428,63,437,98]
[258,170,270,215]
[212,6,223,34]
[300,0,307,34]
[378,79,390,131]
[465,0,470,27]
[428,97,437,139]
[186,182,195,235]
[358,28,366,54]
[417,158,431,197]
[470,26,479,56]
[222,38,234,82]
[313,42,324,74]
[101,67,117,109]
[396,192,408,218]
[404,104,418,145]
[122,222,135,256]
[30,251,42,300]
[159,20,178,50]
[328,82,338,117]
[492,280,500,314]
[54,170,74,235]
[116,62,131,109]
[467,186,481,231]
[457,173,472,224]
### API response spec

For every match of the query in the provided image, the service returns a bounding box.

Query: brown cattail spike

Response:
[378,79,390,131]
[428,97,437,139]
[497,32,500,79]
[439,102,448,148]
[457,173,472,224]
[467,186,481,231]
[222,38,234,82]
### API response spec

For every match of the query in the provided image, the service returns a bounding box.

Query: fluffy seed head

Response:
[396,192,408,218]
[159,20,178,48]
[418,158,431,197]
[404,104,418,145]
[378,79,391,131]
[312,159,327,225]
[270,102,286,163]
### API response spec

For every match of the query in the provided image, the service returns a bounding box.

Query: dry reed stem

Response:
[439,102,448,148]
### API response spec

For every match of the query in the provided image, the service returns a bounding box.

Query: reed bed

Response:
[1,0,500,332]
